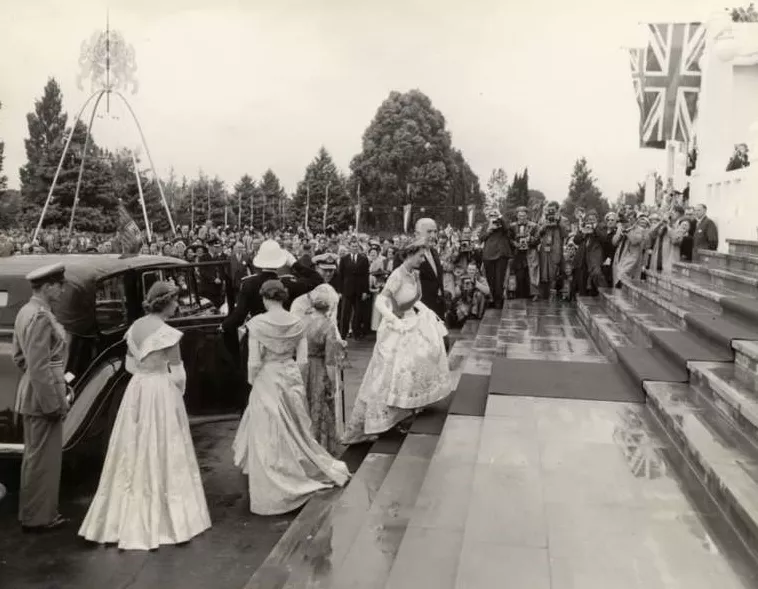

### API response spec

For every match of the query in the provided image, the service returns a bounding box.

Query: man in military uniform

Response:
[12,262,70,532]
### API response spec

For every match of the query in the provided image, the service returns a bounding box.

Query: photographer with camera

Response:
[509,206,539,299]
[534,201,566,300]
[571,209,609,297]
[479,211,512,309]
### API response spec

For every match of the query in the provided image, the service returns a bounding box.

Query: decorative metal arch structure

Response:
[32,18,176,243]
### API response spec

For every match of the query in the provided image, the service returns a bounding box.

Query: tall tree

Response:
[232,174,257,230]
[562,157,610,219]
[292,148,351,232]
[18,78,115,231]
[527,189,547,221]
[485,168,508,215]
[258,169,287,231]
[447,148,484,228]
[350,89,474,231]
[503,168,530,220]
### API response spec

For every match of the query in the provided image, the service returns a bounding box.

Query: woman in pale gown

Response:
[79,281,211,550]
[612,215,651,286]
[232,280,350,515]
[342,239,451,444]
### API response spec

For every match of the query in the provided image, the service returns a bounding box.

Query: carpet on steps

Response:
[489,358,644,403]
[448,373,489,416]
[649,329,733,369]
[616,346,689,386]
[685,312,758,348]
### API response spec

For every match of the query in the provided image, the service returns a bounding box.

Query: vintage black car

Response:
[0,254,245,463]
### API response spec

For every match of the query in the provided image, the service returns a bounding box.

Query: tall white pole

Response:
[131,149,152,242]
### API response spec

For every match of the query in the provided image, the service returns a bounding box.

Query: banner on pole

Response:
[116,202,143,254]
[467,204,476,228]
[644,172,656,204]
[403,204,412,234]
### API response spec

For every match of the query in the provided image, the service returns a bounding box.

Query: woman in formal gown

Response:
[342,239,451,445]
[296,285,347,455]
[232,280,350,515]
[79,281,211,550]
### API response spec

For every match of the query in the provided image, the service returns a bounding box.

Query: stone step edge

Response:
[576,297,634,362]
[699,249,758,264]
[619,278,694,325]
[600,288,681,350]
[645,381,758,559]
[674,261,758,287]
[243,450,398,589]
[689,361,758,447]
[727,239,758,247]
[644,269,724,305]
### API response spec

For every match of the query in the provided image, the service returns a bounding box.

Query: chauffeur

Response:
[12,262,70,532]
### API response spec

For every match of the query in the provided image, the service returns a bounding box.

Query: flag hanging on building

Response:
[637,22,705,149]
[117,202,143,254]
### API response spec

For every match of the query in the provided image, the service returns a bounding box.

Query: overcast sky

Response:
[0,0,725,203]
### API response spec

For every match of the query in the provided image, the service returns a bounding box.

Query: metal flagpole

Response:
[131,150,152,242]
[323,181,330,231]
[207,183,211,222]
[238,190,242,231]
[190,185,195,229]
[305,183,310,233]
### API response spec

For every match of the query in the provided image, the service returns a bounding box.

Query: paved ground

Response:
[0,339,377,589]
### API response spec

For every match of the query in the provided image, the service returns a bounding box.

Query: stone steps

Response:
[699,249,758,276]
[729,239,758,257]
[578,281,758,562]
[674,261,758,298]
[645,380,758,556]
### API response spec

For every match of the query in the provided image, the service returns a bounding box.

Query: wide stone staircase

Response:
[576,238,758,559]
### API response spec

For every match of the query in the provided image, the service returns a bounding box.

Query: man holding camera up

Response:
[535,201,566,300]
[479,211,512,309]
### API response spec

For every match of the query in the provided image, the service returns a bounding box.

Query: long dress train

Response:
[78,317,211,550]
[232,310,350,515]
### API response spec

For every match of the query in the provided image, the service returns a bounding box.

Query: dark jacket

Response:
[479,223,512,261]
[222,261,323,332]
[338,253,370,297]
[693,216,718,253]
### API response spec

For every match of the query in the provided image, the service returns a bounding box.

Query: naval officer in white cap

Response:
[11,262,70,532]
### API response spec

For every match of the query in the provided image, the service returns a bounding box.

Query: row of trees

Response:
[1,79,669,236]
[1,81,487,235]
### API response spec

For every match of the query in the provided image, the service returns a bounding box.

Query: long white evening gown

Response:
[342,265,451,444]
[232,309,350,515]
[78,315,211,550]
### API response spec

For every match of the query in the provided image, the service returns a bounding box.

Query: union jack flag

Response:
[629,47,645,108]
[638,23,705,149]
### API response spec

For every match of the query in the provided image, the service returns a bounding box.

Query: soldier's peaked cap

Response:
[26,262,66,286]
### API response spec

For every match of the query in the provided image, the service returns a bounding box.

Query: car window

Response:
[146,265,228,319]
[95,275,128,333]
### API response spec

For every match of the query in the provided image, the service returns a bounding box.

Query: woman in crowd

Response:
[232,280,350,515]
[368,245,388,331]
[79,281,211,550]
[298,284,347,455]
[342,239,451,444]
[612,214,651,286]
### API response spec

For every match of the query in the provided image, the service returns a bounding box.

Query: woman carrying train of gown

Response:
[78,281,211,550]
[232,279,350,515]
[342,239,451,445]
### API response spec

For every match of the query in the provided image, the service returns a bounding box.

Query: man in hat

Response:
[221,239,323,365]
[12,262,70,532]
[290,253,342,325]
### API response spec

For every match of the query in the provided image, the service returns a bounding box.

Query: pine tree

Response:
[18,78,116,231]
[258,169,287,232]
[562,157,610,219]
[232,174,257,230]
[504,168,530,220]
[485,168,508,215]
[292,148,351,233]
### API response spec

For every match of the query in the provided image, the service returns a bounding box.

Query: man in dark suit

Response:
[692,203,718,258]
[228,241,252,292]
[393,218,446,320]
[221,239,322,366]
[338,237,370,339]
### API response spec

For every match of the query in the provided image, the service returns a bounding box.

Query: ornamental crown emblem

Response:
[76,28,138,94]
